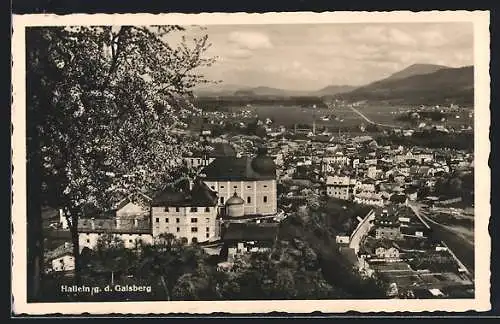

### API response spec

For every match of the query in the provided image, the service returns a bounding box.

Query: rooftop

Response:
[77,215,151,234]
[152,180,218,207]
[45,242,73,262]
[201,154,276,181]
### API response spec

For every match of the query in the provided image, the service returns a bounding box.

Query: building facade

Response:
[200,147,278,217]
[77,197,154,251]
[326,176,357,200]
[373,210,403,240]
[151,181,219,244]
[51,254,75,272]
[78,216,153,251]
[354,191,385,207]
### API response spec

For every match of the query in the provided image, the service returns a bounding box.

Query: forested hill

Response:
[332,66,474,105]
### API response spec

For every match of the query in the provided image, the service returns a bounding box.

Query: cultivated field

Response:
[205,103,474,131]
[225,104,367,128]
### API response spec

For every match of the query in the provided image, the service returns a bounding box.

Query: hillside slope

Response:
[384,63,450,81]
[336,66,473,105]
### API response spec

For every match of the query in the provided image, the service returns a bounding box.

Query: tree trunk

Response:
[26,121,44,302]
[160,275,170,301]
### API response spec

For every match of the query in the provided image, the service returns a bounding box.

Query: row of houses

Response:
[324,175,418,207]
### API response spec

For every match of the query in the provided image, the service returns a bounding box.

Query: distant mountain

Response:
[194,83,250,97]
[313,85,357,96]
[336,66,474,105]
[196,84,354,97]
[236,86,288,96]
[383,63,450,81]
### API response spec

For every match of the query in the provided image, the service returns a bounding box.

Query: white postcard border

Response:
[11,10,491,314]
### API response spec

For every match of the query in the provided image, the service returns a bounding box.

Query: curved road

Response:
[349,105,400,128]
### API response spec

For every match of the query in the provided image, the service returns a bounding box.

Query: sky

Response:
[166,23,474,91]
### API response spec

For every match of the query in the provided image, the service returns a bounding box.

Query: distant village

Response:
[44,102,475,299]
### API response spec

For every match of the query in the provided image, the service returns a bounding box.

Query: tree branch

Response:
[101,27,128,91]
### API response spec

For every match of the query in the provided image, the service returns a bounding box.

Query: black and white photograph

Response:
[11,11,491,314]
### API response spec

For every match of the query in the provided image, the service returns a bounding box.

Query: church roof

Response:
[151,181,218,207]
[201,156,276,181]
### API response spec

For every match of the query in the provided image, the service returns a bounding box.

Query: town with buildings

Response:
[43,102,475,300]
[30,22,477,303]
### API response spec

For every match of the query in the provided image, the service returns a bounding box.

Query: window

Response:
[263,196,268,203]
[205,217,210,223]
[190,207,198,212]
[86,239,90,243]
[247,197,251,204]
[220,185,224,189]
[220,197,225,204]
[129,239,132,243]
[164,207,169,212]
[247,185,252,189]
[191,218,198,223]
[176,227,180,232]
[234,185,238,189]
[192,237,198,243]
[191,227,198,233]
[206,233,210,238]
[263,185,268,188]
[206,227,210,232]
[165,218,169,223]
[175,207,180,212]
[155,218,159,223]
[197,159,201,163]
[211,186,215,190]
[205,207,210,212]
[176,218,180,223]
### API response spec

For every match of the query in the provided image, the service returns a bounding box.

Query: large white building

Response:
[326,176,358,201]
[200,147,278,218]
[150,180,219,244]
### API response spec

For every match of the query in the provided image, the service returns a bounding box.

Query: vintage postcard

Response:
[11,11,491,314]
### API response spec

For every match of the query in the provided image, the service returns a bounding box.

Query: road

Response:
[349,210,375,254]
[348,105,400,128]
[409,203,475,275]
